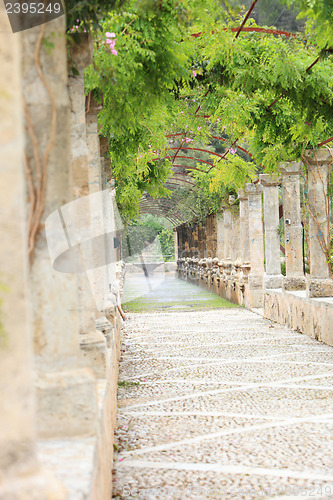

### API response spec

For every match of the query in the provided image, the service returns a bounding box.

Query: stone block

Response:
[264,289,333,347]
[248,274,264,289]
[259,173,281,186]
[264,274,283,289]
[96,316,115,347]
[36,369,98,439]
[283,276,306,291]
[307,278,333,298]
[80,331,108,378]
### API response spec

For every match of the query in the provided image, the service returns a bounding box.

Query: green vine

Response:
[82,0,333,222]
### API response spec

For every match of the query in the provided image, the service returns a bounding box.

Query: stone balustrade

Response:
[177,156,333,345]
[177,256,252,307]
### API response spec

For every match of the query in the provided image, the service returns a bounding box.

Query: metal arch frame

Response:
[166,132,258,163]
[140,195,187,210]
[165,175,196,186]
[153,156,215,168]
[139,208,181,225]
[167,146,227,160]
[139,205,184,221]
[172,164,207,173]
[191,27,300,40]
[141,190,189,203]
[140,198,186,213]
[140,195,197,216]
[139,201,187,224]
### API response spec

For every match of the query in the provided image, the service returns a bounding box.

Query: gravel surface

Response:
[113,276,333,499]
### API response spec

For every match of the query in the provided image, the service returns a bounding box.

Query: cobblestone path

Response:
[113,275,333,499]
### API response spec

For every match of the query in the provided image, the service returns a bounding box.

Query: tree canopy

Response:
[81,0,333,223]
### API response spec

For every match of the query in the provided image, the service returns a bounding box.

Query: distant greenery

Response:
[286,0,333,49]
[122,214,175,261]
[251,0,304,31]
[65,0,125,32]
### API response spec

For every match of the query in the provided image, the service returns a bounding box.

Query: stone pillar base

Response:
[80,331,108,378]
[248,274,264,308]
[264,274,283,289]
[283,276,306,291]
[307,278,333,298]
[36,368,98,439]
[0,470,67,500]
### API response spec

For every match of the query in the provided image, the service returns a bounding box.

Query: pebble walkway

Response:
[112,274,333,499]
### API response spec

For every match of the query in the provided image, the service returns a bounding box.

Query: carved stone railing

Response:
[177,257,252,306]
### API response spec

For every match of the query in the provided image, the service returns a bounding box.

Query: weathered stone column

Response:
[227,195,240,262]
[302,149,333,297]
[86,105,110,311]
[68,34,108,378]
[280,162,306,290]
[206,214,217,257]
[22,17,98,438]
[260,174,283,288]
[216,214,224,260]
[100,136,115,289]
[244,183,265,306]
[231,212,241,262]
[0,14,66,497]
[238,189,250,264]
[223,209,232,260]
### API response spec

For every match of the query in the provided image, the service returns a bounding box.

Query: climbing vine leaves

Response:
[83,0,333,221]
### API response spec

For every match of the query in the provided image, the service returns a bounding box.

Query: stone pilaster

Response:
[280,162,306,291]
[260,174,283,289]
[302,149,333,297]
[86,107,110,311]
[216,215,224,260]
[68,34,108,378]
[100,136,118,292]
[223,209,232,260]
[0,15,66,497]
[238,189,250,265]
[244,183,264,307]
[22,16,98,439]
[228,196,240,261]
[232,212,241,262]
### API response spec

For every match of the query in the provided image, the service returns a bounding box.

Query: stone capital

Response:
[237,188,248,201]
[283,276,306,291]
[244,183,263,196]
[302,148,333,167]
[307,278,333,298]
[279,161,302,176]
[259,173,281,187]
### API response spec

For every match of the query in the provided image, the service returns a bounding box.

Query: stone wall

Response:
[177,214,218,259]
[0,18,125,500]
[264,290,333,346]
